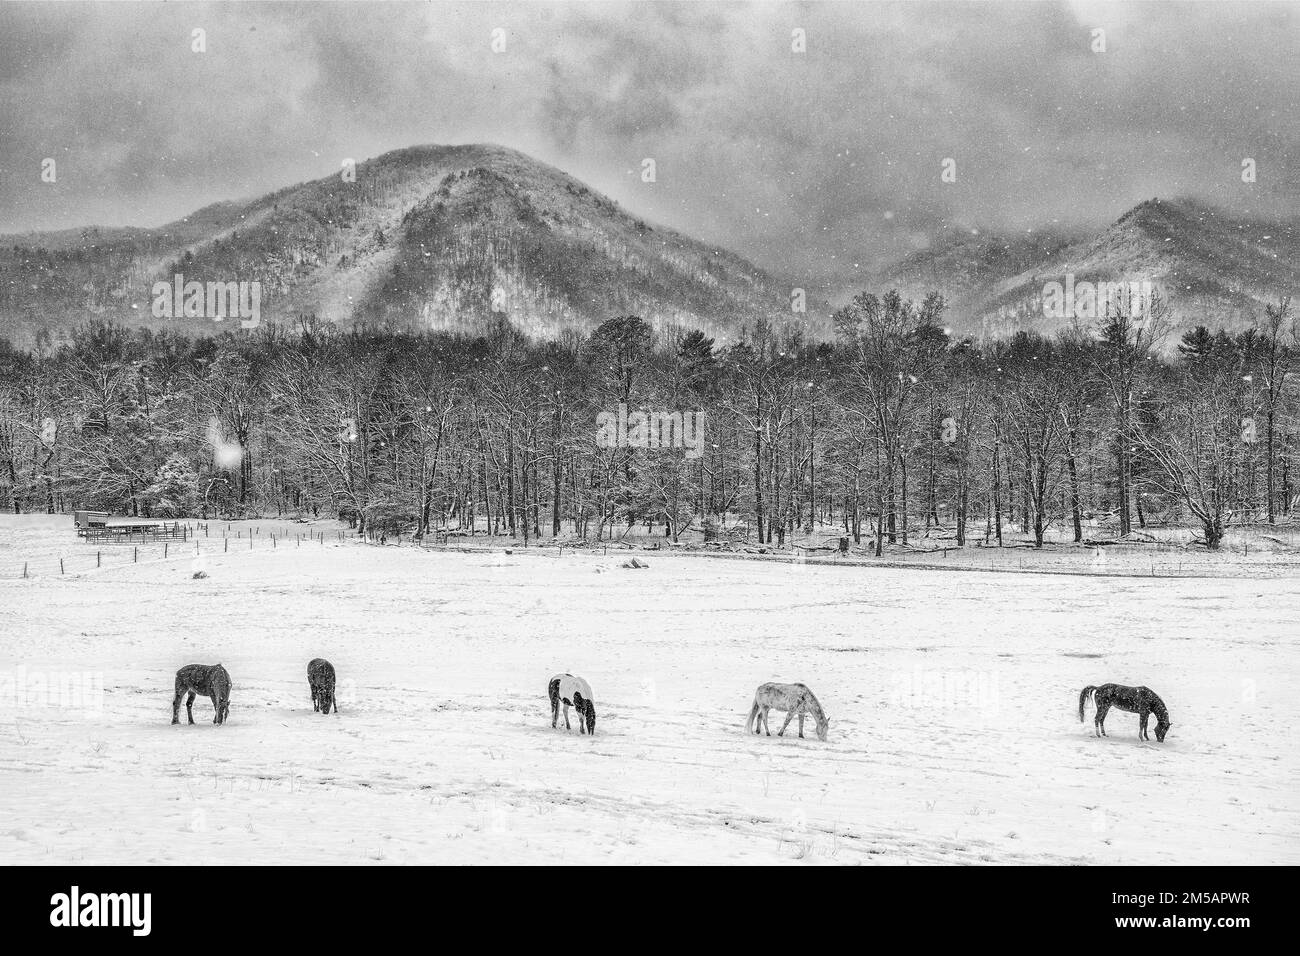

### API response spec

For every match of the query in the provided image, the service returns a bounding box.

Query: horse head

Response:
[1155,719,1170,742]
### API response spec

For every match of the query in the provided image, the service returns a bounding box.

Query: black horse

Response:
[308,658,338,715]
[172,663,231,725]
[1079,684,1171,742]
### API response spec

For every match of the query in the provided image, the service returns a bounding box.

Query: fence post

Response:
[165,542,169,558]
[60,558,64,574]
[97,551,101,568]
[23,562,27,579]
[225,538,229,553]
[134,547,138,563]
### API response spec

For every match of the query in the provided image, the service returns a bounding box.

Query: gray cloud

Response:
[0,1,1295,286]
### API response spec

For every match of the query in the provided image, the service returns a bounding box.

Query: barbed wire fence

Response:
[1,520,355,581]
[4,515,1298,581]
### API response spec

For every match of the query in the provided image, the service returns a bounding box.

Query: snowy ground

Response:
[1,515,1297,865]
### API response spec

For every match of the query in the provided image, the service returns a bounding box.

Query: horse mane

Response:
[1148,691,1170,723]
[803,687,827,724]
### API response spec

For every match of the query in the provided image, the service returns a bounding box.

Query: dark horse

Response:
[308,658,337,715]
[172,664,231,725]
[1079,684,1171,742]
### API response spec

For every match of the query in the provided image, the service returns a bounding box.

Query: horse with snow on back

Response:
[747,682,828,741]
[172,663,231,725]
[1079,683,1171,741]
[308,658,337,715]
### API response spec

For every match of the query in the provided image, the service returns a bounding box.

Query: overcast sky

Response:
[1,1,1296,280]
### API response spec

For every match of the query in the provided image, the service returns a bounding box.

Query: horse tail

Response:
[1078,686,1097,722]
[746,699,760,733]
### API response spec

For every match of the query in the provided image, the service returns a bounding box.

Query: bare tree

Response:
[1132,366,1240,549]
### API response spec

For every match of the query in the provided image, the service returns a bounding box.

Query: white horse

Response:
[747,682,828,741]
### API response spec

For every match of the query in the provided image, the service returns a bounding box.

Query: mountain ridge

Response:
[3,146,1295,350]
[0,143,823,348]
[873,196,1300,340]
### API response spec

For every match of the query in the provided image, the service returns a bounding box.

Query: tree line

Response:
[0,291,1294,551]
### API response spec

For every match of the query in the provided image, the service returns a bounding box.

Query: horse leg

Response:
[1095,702,1110,737]
[778,709,795,737]
[551,695,559,729]
[210,691,220,724]
[762,706,772,736]
[563,702,571,731]
[1139,709,1150,740]
[186,691,197,725]
[798,710,806,739]
[171,684,183,724]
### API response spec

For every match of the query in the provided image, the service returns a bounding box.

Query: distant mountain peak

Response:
[1,143,822,347]
[862,196,1298,344]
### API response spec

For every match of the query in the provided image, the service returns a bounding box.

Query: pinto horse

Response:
[549,673,596,734]
[1079,684,1171,742]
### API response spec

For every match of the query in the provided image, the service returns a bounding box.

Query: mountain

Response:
[0,144,823,348]
[868,198,1300,342]
[6,150,1294,352]
[868,227,1080,328]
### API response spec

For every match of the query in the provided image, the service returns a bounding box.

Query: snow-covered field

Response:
[1,515,1297,865]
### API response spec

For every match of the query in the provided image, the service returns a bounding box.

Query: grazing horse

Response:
[1079,684,1171,742]
[747,682,828,741]
[549,674,596,734]
[172,664,231,725]
[308,658,337,715]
